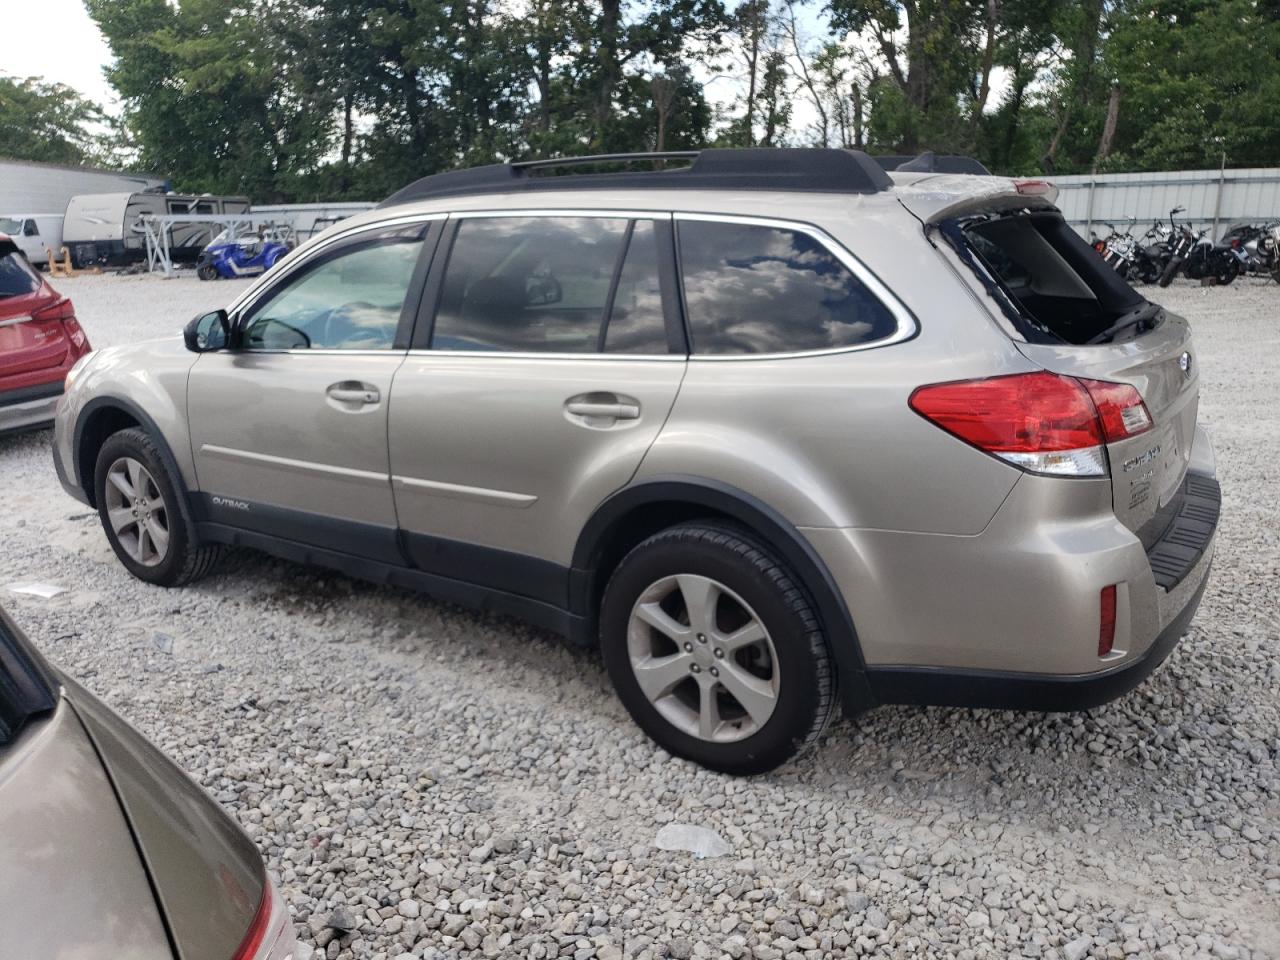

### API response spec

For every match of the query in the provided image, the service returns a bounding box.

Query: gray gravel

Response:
[2,273,1279,959]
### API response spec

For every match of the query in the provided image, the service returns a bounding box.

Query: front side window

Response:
[23,219,39,237]
[678,219,898,356]
[431,216,668,354]
[241,227,425,351]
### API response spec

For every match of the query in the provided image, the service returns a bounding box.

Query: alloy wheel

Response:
[626,574,780,743]
[103,457,170,567]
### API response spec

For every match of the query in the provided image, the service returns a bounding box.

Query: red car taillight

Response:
[231,880,294,960]
[31,296,88,351]
[909,371,1152,477]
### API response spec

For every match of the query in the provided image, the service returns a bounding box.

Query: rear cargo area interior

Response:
[963,212,1146,344]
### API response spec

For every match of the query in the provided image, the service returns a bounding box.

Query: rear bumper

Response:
[864,558,1210,711]
[805,424,1218,711]
[0,381,63,436]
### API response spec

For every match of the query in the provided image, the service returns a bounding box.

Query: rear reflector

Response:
[1099,585,1117,657]
[909,371,1153,478]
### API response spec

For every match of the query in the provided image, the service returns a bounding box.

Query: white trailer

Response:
[63,192,251,268]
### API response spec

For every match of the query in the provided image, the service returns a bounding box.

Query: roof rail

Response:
[379,148,894,208]
[874,152,993,176]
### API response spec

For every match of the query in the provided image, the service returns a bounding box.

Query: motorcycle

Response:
[1157,207,1240,287]
[1090,217,1164,284]
[1220,220,1280,282]
[197,227,293,281]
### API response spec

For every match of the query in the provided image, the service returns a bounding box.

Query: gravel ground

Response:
[2,273,1278,960]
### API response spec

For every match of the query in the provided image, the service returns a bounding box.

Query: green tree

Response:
[0,75,113,166]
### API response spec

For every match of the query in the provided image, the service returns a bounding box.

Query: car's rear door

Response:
[187,218,441,562]
[387,211,686,605]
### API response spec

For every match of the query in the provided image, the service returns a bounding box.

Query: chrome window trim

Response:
[673,211,918,361]
[231,349,410,357]
[225,212,447,321]
[221,206,916,362]
[449,208,673,221]
[404,350,682,362]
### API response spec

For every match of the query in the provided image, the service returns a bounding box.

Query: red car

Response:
[0,234,91,436]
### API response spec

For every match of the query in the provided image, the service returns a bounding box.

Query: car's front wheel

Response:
[94,428,221,586]
[600,523,836,775]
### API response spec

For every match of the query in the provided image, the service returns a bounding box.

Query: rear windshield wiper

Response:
[1086,303,1163,345]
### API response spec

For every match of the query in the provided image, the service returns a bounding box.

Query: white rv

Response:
[0,215,64,266]
[62,192,250,268]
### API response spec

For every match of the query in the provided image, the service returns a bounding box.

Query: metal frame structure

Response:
[141,213,256,278]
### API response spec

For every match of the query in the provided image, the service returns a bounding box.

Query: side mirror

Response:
[184,310,230,353]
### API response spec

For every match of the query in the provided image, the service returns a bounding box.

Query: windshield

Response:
[948,210,1152,345]
[0,218,22,235]
[0,245,41,299]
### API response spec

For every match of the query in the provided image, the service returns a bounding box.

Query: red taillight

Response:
[1099,584,1117,656]
[909,372,1152,477]
[1013,179,1059,201]
[1078,377,1152,442]
[230,880,294,960]
[31,297,75,323]
[32,297,88,351]
[230,885,272,960]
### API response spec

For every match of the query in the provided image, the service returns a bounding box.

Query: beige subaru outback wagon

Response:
[53,149,1219,773]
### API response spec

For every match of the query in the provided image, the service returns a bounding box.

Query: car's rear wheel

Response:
[94,428,221,586]
[600,523,836,775]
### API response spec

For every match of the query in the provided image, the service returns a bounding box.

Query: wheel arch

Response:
[74,396,192,509]
[571,476,874,715]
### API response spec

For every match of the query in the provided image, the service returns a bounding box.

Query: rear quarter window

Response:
[0,246,41,298]
[677,219,899,356]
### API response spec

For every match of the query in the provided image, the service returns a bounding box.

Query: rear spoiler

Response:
[874,152,993,176]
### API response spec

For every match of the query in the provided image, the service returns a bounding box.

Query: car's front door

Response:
[388,212,687,606]
[187,219,440,562]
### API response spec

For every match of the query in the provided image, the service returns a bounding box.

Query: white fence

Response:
[1050,167,1280,241]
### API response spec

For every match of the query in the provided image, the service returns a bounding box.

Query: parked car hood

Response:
[0,700,174,960]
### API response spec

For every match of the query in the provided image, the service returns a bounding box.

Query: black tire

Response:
[1215,257,1240,286]
[94,428,221,587]
[1157,257,1181,288]
[599,523,836,775]
[197,264,219,281]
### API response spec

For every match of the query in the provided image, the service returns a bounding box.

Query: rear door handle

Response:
[565,400,641,420]
[327,383,380,405]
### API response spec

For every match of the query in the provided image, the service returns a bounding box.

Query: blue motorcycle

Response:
[197,230,291,280]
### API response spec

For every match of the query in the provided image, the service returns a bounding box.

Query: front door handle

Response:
[565,399,641,420]
[327,382,380,405]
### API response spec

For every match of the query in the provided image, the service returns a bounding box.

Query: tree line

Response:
[3,0,1278,202]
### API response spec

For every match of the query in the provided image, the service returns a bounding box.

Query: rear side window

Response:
[678,219,898,355]
[957,213,1147,344]
[0,245,40,298]
[432,216,669,354]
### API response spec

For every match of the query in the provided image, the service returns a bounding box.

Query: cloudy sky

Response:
[9,0,118,109]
